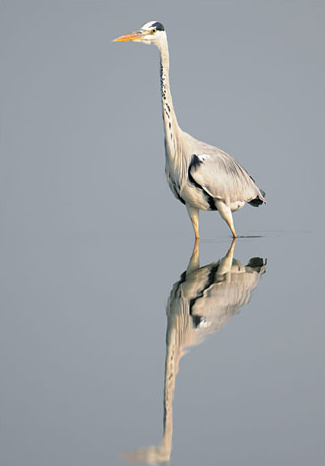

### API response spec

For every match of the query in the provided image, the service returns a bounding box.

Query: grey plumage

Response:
[178,131,264,204]
[114,21,266,238]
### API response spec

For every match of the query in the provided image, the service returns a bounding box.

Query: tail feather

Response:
[248,189,266,207]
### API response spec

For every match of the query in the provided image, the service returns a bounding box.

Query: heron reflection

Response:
[123,239,266,464]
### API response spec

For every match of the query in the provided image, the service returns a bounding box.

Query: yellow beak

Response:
[113,31,143,42]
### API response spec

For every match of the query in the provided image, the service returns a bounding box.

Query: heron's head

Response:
[114,21,166,46]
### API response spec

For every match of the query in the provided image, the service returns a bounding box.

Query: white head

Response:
[114,21,166,46]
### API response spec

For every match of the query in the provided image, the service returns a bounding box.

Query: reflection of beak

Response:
[113,30,144,42]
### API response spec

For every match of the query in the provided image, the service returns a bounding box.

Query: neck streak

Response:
[158,38,180,152]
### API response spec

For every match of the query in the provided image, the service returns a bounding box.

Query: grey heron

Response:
[114,21,266,238]
[123,239,266,463]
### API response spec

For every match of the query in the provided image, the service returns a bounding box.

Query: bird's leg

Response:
[186,205,200,239]
[215,200,237,238]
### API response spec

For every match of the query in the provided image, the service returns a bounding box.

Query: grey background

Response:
[1,1,324,465]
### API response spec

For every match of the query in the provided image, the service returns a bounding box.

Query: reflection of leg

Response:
[215,200,237,238]
[186,205,200,239]
[217,238,237,276]
[227,237,237,257]
[187,238,200,274]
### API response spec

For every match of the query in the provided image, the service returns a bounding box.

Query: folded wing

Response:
[189,151,265,205]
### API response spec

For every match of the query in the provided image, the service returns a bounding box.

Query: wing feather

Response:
[189,150,265,205]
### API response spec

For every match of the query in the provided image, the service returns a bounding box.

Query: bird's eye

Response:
[151,28,157,34]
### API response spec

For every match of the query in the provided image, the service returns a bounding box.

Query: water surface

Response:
[1,232,324,465]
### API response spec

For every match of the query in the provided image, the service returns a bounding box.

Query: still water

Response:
[1,231,324,465]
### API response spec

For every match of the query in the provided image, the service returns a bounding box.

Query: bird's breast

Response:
[165,156,213,211]
[180,182,211,211]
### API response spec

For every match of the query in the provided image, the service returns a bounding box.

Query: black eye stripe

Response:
[150,21,164,31]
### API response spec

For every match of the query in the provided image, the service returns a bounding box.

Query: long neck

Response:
[158,38,180,151]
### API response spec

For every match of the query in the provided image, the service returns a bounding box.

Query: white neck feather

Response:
[157,37,181,156]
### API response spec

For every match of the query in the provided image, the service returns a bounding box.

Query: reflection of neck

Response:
[160,327,177,458]
[161,239,201,457]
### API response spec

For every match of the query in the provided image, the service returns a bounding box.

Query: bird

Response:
[123,239,267,464]
[114,21,266,238]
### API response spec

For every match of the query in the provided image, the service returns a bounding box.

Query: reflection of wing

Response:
[123,239,266,464]
[189,257,266,332]
[167,241,266,350]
